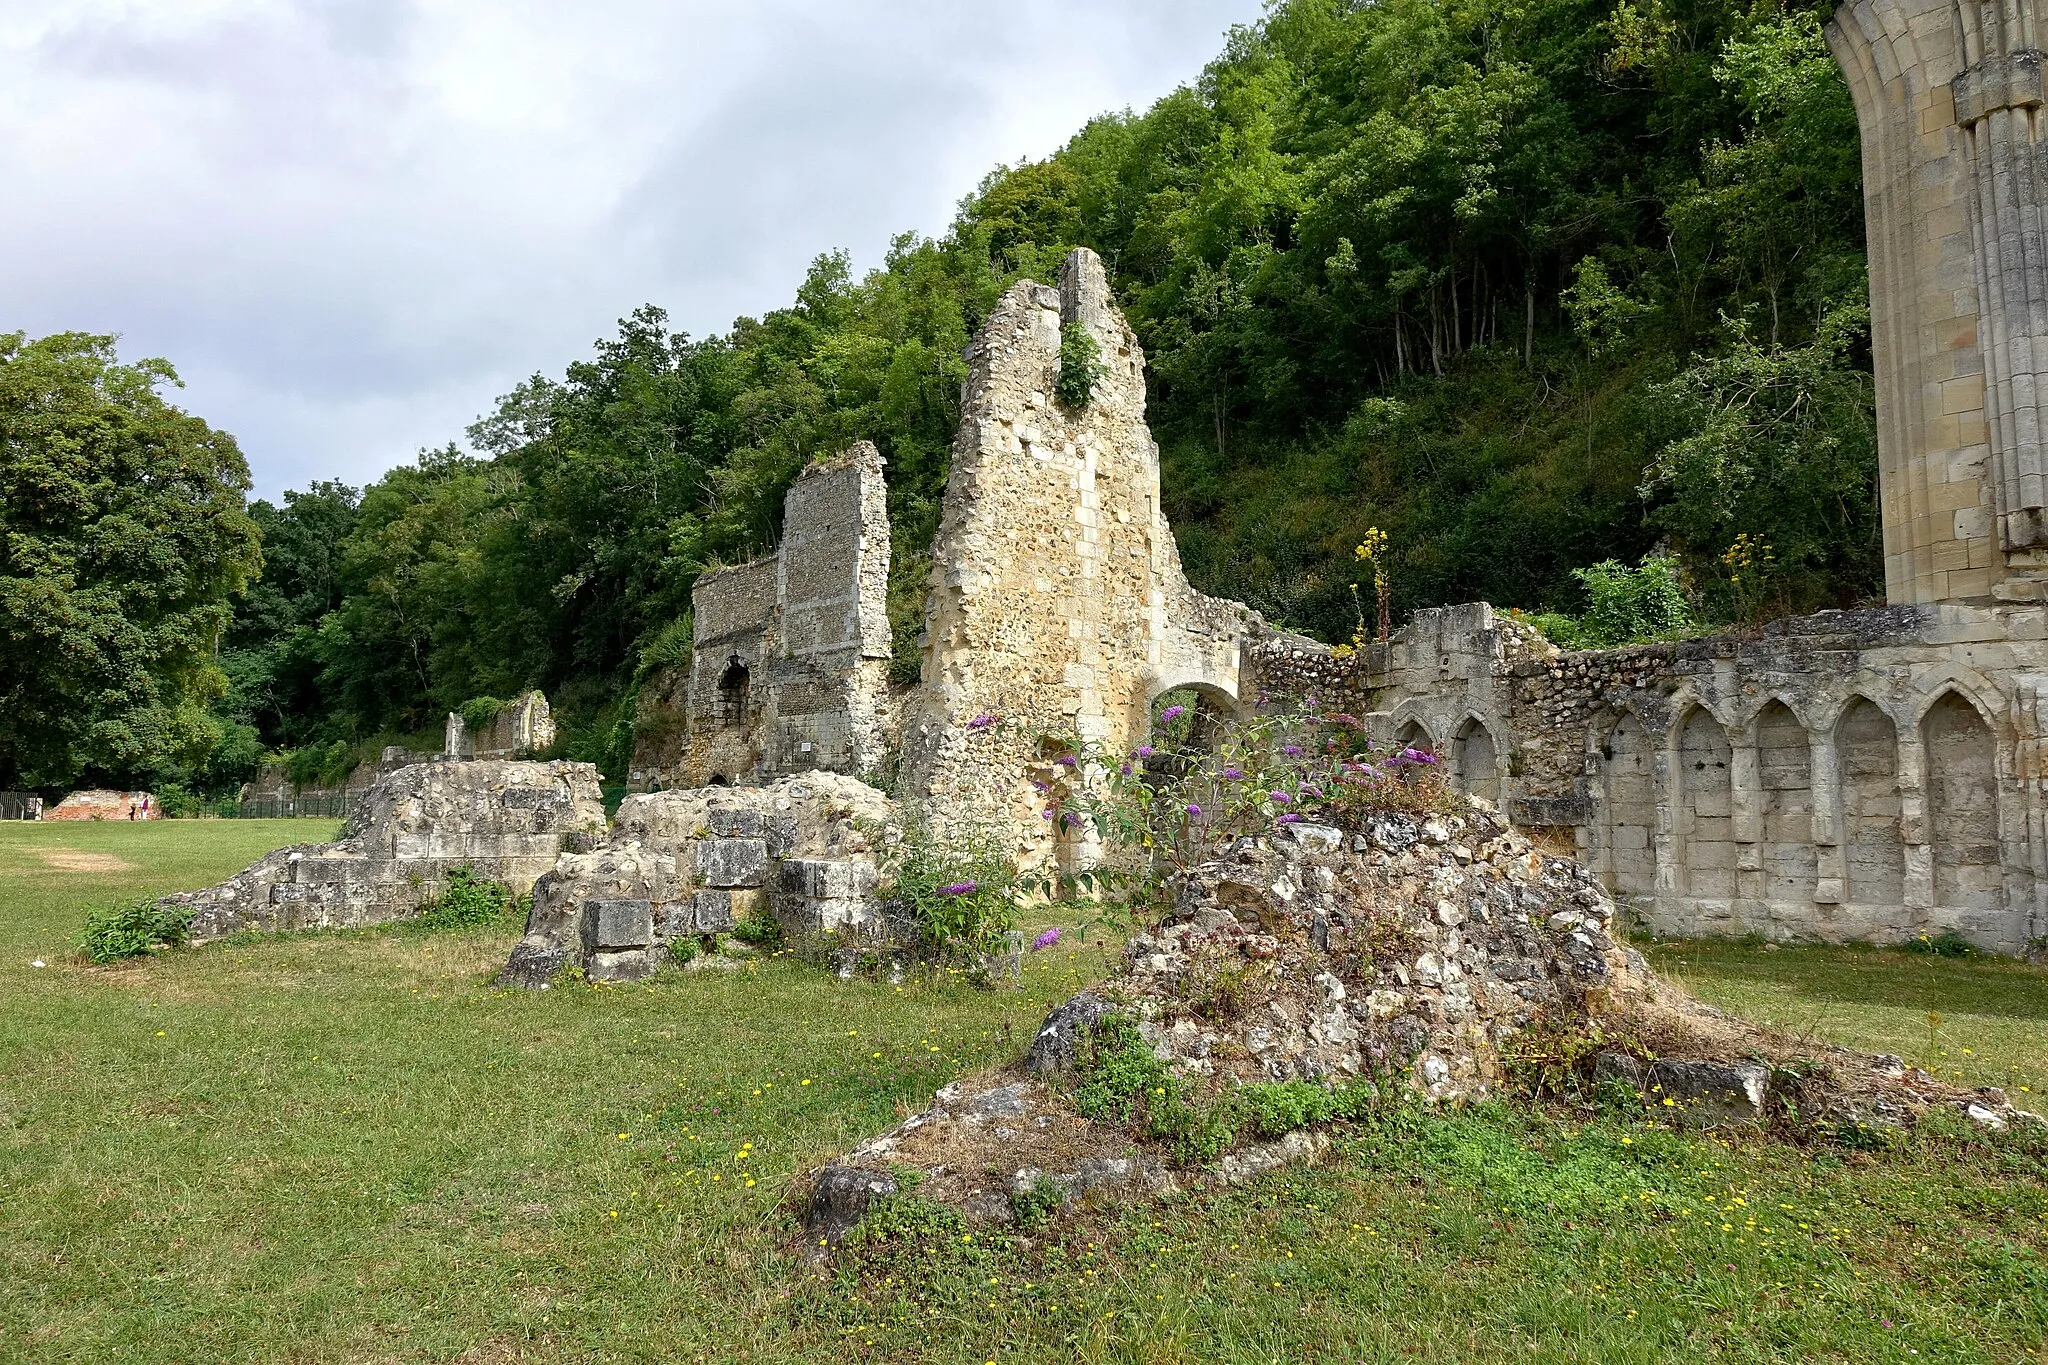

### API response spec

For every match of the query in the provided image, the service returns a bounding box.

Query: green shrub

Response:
[883,817,1018,962]
[414,866,512,930]
[730,911,782,949]
[1055,321,1105,407]
[81,899,194,964]
[1009,1176,1066,1230]
[1533,555,1694,650]
[458,697,508,736]
[1233,1079,1376,1139]
[1903,930,1977,959]
[1069,1014,1233,1163]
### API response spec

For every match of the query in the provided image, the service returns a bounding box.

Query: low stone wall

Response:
[1251,600,2048,955]
[496,772,898,987]
[164,761,606,940]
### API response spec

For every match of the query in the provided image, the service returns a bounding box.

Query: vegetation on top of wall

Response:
[1521,555,1696,650]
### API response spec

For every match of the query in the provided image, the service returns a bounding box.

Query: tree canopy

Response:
[8,0,1880,792]
[0,332,261,790]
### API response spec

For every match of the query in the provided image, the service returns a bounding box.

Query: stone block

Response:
[588,949,661,983]
[707,805,764,838]
[695,838,770,888]
[693,890,737,932]
[1646,1059,1770,1126]
[584,898,654,951]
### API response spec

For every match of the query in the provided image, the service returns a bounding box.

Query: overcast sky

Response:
[0,0,1263,498]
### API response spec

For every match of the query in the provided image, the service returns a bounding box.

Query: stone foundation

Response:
[163,761,606,940]
[495,772,899,987]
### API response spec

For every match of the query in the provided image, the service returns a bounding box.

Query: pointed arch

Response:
[1756,700,1817,903]
[1601,708,1658,900]
[1922,688,2002,923]
[1836,695,1905,906]
[1677,706,1737,899]
[1450,715,1502,807]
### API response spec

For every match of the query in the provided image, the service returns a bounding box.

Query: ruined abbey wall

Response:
[1323,602,2048,955]
[895,249,1288,863]
[674,442,894,788]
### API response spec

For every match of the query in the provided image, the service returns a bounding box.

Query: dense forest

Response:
[0,0,1880,796]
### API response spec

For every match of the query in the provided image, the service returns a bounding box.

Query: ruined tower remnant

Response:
[679,441,894,787]
[1830,0,2048,603]
[897,249,1266,859]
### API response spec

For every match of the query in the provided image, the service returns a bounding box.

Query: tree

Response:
[0,332,261,788]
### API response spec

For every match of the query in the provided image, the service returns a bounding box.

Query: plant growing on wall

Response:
[1055,322,1106,408]
[1039,699,1463,880]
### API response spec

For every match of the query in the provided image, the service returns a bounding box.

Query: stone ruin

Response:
[805,805,2043,1246]
[444,689,556,761]
[164,761,605,940]
[665,444,894,789]
[495,771,897,987]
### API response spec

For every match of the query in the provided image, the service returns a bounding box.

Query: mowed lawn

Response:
[0,822,2044,1363]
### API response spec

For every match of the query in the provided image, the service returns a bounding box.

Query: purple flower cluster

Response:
[966,713,999,731]
[936,880,979,897]
[1159,704,1187,722]
[1031,928,1062,951]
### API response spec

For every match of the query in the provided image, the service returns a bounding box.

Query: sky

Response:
[0,0,1265,498]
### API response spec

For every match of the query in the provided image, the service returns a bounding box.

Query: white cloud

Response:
[0,0,1261,496]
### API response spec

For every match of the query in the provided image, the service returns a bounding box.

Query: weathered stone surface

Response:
[695,838,769,889]
[165,761,605,941]
[583,899,654,952]
[587,949,661,984]
[497,772,899,987]
[1022,992,1117,1075]
[1646,1059,1771,1127]
[805,1166,898,1255]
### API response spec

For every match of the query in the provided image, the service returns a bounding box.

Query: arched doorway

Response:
[717,656,751,730]
[1756,701,1817,904]
[1678,708,1735,899]
[1601,711,1657,900]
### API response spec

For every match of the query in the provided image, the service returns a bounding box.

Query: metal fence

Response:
[225,795,360,821]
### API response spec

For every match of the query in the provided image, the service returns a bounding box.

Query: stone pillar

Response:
[1898,725,1935,911]
[1730,718,1765,902]
[1810,726,1847,905]
[1829,0,2048,602]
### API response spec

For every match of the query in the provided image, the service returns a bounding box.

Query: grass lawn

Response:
[1,821,2044,1362]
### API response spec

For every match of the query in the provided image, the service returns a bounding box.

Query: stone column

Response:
[1898,725,1935,911]
[1955,23,2048,570]
[1731,718,1765,903]
[1810,726,1847,906]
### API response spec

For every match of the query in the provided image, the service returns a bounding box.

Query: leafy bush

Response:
[1040,698,1464,878]
[81,899,194,964]
[1532,555,1693,650]
[1054,321,1105,407]
[1233,1079,1377,1139]
[458,697,508,736]
[1069,1014,1232,1163]
[883,817,1019,961]
[414,866,512,930]
[730,910,783,949]
[1009,1176,1066,1230]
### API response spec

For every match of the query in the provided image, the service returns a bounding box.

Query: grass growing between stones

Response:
[1,823,2044,1362]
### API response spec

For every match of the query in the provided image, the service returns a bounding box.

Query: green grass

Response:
[2,823,2045,1362]
[1647,939,2048,1099]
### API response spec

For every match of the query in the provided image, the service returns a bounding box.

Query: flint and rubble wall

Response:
[1254,599,2048,955]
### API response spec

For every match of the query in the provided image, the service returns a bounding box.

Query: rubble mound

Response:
[496,772,898,988]
[809,812,2044,1239]
[164,761,606,940]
